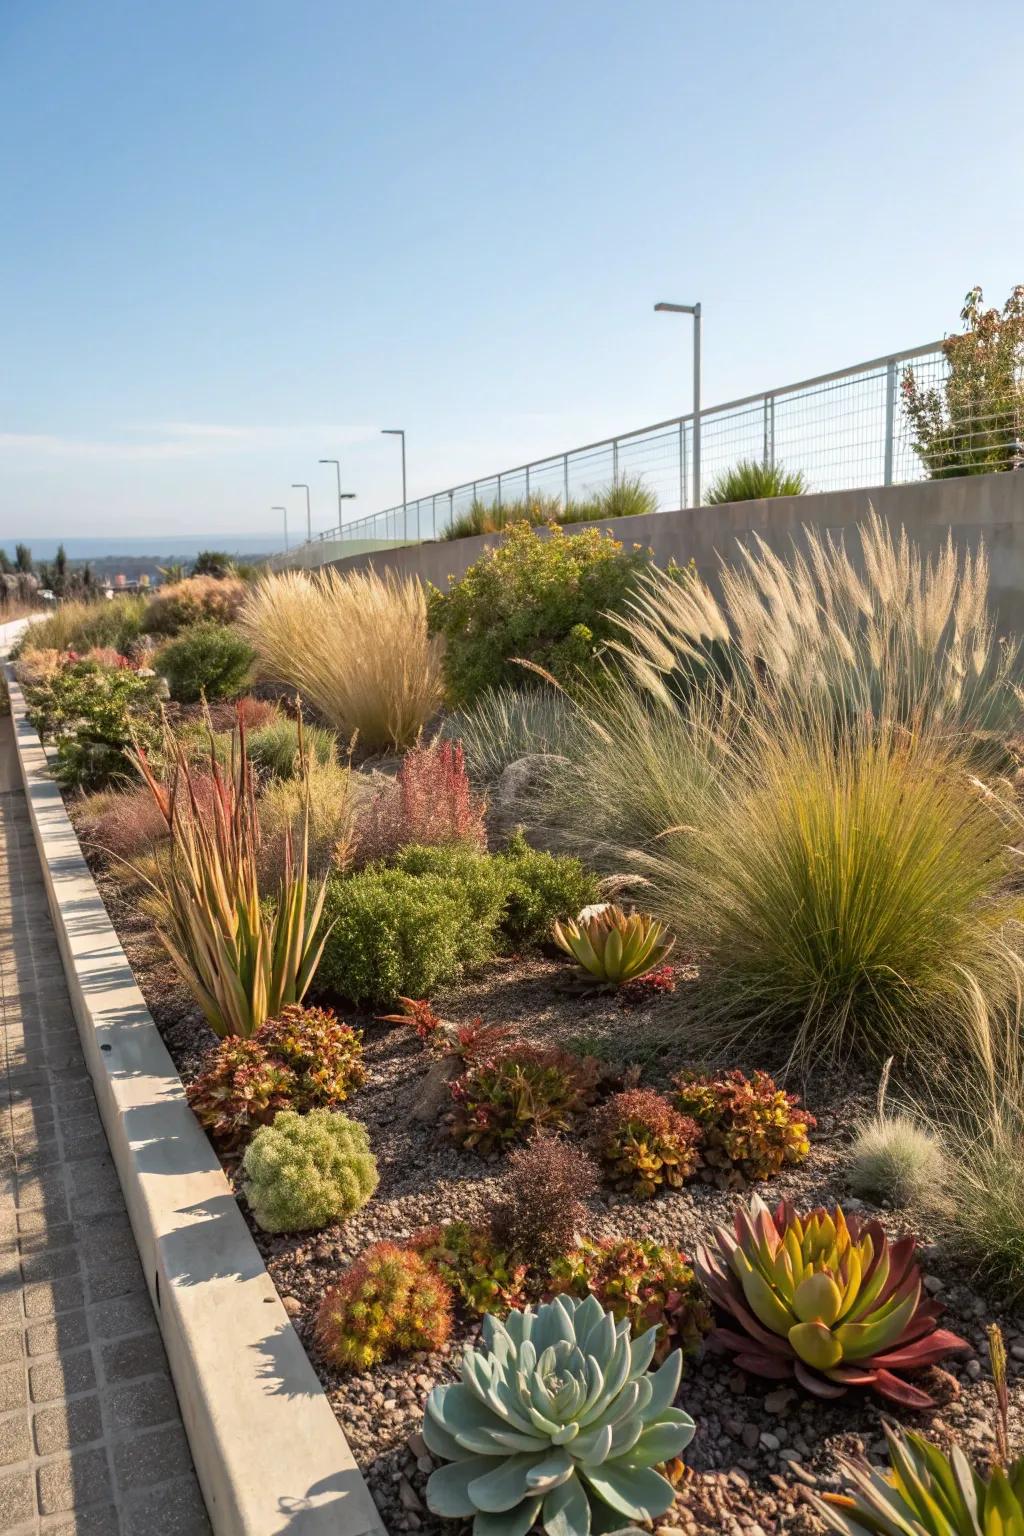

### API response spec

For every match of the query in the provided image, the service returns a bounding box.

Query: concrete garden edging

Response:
[2,634,386,1536]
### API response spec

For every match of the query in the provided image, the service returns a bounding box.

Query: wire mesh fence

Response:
[274,337,1024,566]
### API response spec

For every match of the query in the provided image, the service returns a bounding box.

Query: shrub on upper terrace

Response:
[142,574,248,636]
[426,520,652,703]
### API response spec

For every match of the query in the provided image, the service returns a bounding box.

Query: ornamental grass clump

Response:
[848,1061,944,1208]
[239,568,444,750]
[548,1237,713,1365]
[316,1243,453,1369]
[674,1069,815,1188]
[443,685,577,783]
[694,1193,968,1407]
[706,459,808,503]
[422,1293,696,1535]
[448,1045,600,1155]
[552,905,674,988]
[589,1090,701,1197]
[247,715,336,779]
[130,722,329,1039]
[242,1109,378,1232]
[257,756,358,884]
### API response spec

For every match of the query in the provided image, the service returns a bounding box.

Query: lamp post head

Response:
[654,301,699,315]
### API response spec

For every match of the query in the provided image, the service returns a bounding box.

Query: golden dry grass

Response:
[238,568,444,750]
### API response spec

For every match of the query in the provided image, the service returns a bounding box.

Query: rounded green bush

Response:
[391,844,508,931]
[496,829,599,947]
[247,717,336,779]
[317,867,495,1007]
[242,1109,378,1233]
[157,622,255,703]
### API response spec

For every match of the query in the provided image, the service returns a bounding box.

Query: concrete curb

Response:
[2,630,386,1536]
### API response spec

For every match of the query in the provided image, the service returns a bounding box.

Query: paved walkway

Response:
[0,715,210,1535]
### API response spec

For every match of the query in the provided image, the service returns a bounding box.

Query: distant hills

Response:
[0,535,276,585]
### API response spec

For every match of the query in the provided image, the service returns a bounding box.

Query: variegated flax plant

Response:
[130,711,330,1039]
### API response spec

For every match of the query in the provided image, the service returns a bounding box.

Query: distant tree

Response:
[192,550,234,579]
[903,284,1024,478]
[0,550,12,575]
[53,543,68,597]
[14,544,32,574]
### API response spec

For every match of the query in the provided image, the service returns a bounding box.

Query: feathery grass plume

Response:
[706,458,807,503]
[440,684,577,783]
[238,567,444,751]
[610,508,1019,741]
[129,714,330,1039]
[848,1058,945,1207]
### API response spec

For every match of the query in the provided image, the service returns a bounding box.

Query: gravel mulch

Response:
[76,831,1024,1536]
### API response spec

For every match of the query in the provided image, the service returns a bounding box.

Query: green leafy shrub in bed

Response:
[157,622,255,702]
[495,829,600,947]
[317,866,497,1007]
[23,657,162,790]
[241,1109,378,1232]
[391,843,509,931]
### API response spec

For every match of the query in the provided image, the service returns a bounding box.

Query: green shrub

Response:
[23,658,162,790]
[706,459,807,503]
[247,716,336,779]
[427,521,651,704]
[157,623,254,702]
[391,844,508,933]
[495,829,599,947]
[411,1221,531,1315]
[317,866,496,1007]
[142,575,248,636]
[441,685,577,782]
[241,1109,378,1232]
[848,1113,944,1207]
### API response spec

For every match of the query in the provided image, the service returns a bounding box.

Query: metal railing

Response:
[271,338,1022,567]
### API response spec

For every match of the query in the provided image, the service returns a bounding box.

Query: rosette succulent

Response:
[552,905,674,988]
[814,1422,1024,1535]
[694,1194,968,1408]
[423,1293,695,1535]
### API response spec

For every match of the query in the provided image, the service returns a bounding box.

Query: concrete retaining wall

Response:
[319,471,1024,636]
[2,627,385,1536]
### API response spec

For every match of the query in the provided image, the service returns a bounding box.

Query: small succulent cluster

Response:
[448,1044,600,1155]
[187,1004,366,1148]
[423,1294,695,1535]
[316,1242,453,1370]
[553,903,675,987]
[694,1194,968,1407]
[589,1089,702,1197]
[241,1110,378,1233]
[549,1236,713,1364]
[411,1222,531,1316]
[618,962,678,1009]
[674,1069,815,1187]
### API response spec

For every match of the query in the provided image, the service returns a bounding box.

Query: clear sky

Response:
[1,0,1022,546]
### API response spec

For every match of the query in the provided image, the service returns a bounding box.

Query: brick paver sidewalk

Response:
[0,715,210,1534]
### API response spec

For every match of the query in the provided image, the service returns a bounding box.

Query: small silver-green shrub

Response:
[242,1109,378,1232]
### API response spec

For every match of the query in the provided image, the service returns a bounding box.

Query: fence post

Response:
[883,359,896,485]
[612,438,619,487]
[563,453,569,508]
[497,474,502,512]
[525,464,530,504]
[769,395,775,467]
[681,423,688,508]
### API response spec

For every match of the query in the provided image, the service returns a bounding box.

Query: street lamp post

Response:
[292,483,312,543]
[381,429,408,541]
[319,458,344,532]
[273,505,289,552]
[654,301,702,508]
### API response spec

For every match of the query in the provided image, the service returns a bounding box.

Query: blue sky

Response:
[1,0,1022,546]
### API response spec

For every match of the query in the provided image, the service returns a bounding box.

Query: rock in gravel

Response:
[763,1387,797,1416]
[487,754,571,847]
[281,1295,303,1317]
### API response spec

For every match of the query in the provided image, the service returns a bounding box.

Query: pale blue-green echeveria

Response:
[423,1292,695,1536]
